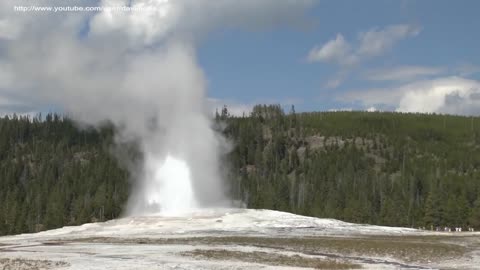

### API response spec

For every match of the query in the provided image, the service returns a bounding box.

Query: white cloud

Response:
[307,34,354,66]
[397,77,480,115]
[208,98,254,117]
[454,63,480,77]
[308,24,420,67]
[325,77,342,88]
[0,95,11,106]
[0,19,19,40]
[340,76,480,115]
[323,70,349,88]
[0,93,37,117]
[328,107,353,112]
[356,24,420,58]
[0,110,38,118]
[340,87,404,108]
[364,66,445,81]
[0,62,13,88]
[366,106,377,112]
[308,24,420,88]
[91,0,315,47]
[209,97,303,117]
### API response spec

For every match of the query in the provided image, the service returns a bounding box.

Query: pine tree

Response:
[469,198,480,229]
[424,190,443,228]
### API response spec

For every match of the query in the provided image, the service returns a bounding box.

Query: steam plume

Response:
[0,0,314,215]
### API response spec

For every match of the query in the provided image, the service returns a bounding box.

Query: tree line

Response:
[0,114,129,235]
[220,105,480,229]
[0,107,479,236]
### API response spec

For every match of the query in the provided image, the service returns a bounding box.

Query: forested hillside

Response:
[0,115,129,235]
[221,105,480,229]
[1,107,480,236]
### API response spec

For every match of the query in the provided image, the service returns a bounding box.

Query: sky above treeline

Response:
[200,0,480,115]
[0,0,479,117]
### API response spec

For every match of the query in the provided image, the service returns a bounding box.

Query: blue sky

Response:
[198,0,480,114]
[1,0,479,117]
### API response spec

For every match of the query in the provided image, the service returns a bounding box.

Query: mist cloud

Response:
[0,0,315,214]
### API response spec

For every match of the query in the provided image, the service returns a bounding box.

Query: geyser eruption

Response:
[145,154,196,215]
[0,0,314,216]
[116,43,230,215]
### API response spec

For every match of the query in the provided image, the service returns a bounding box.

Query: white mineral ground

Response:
[0,209,479,269]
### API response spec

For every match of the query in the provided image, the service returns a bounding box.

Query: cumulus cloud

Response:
[340,76,480,115]
[396,77,480,115]
[307,24,420,88]
[356,24,420,58]
[307,34,354,65]
[364,65,445,82]
[308,24,420,67]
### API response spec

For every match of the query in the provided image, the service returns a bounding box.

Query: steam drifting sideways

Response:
[0,0,314,216]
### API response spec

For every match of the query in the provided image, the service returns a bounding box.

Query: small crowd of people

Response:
[418,226,476,232]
